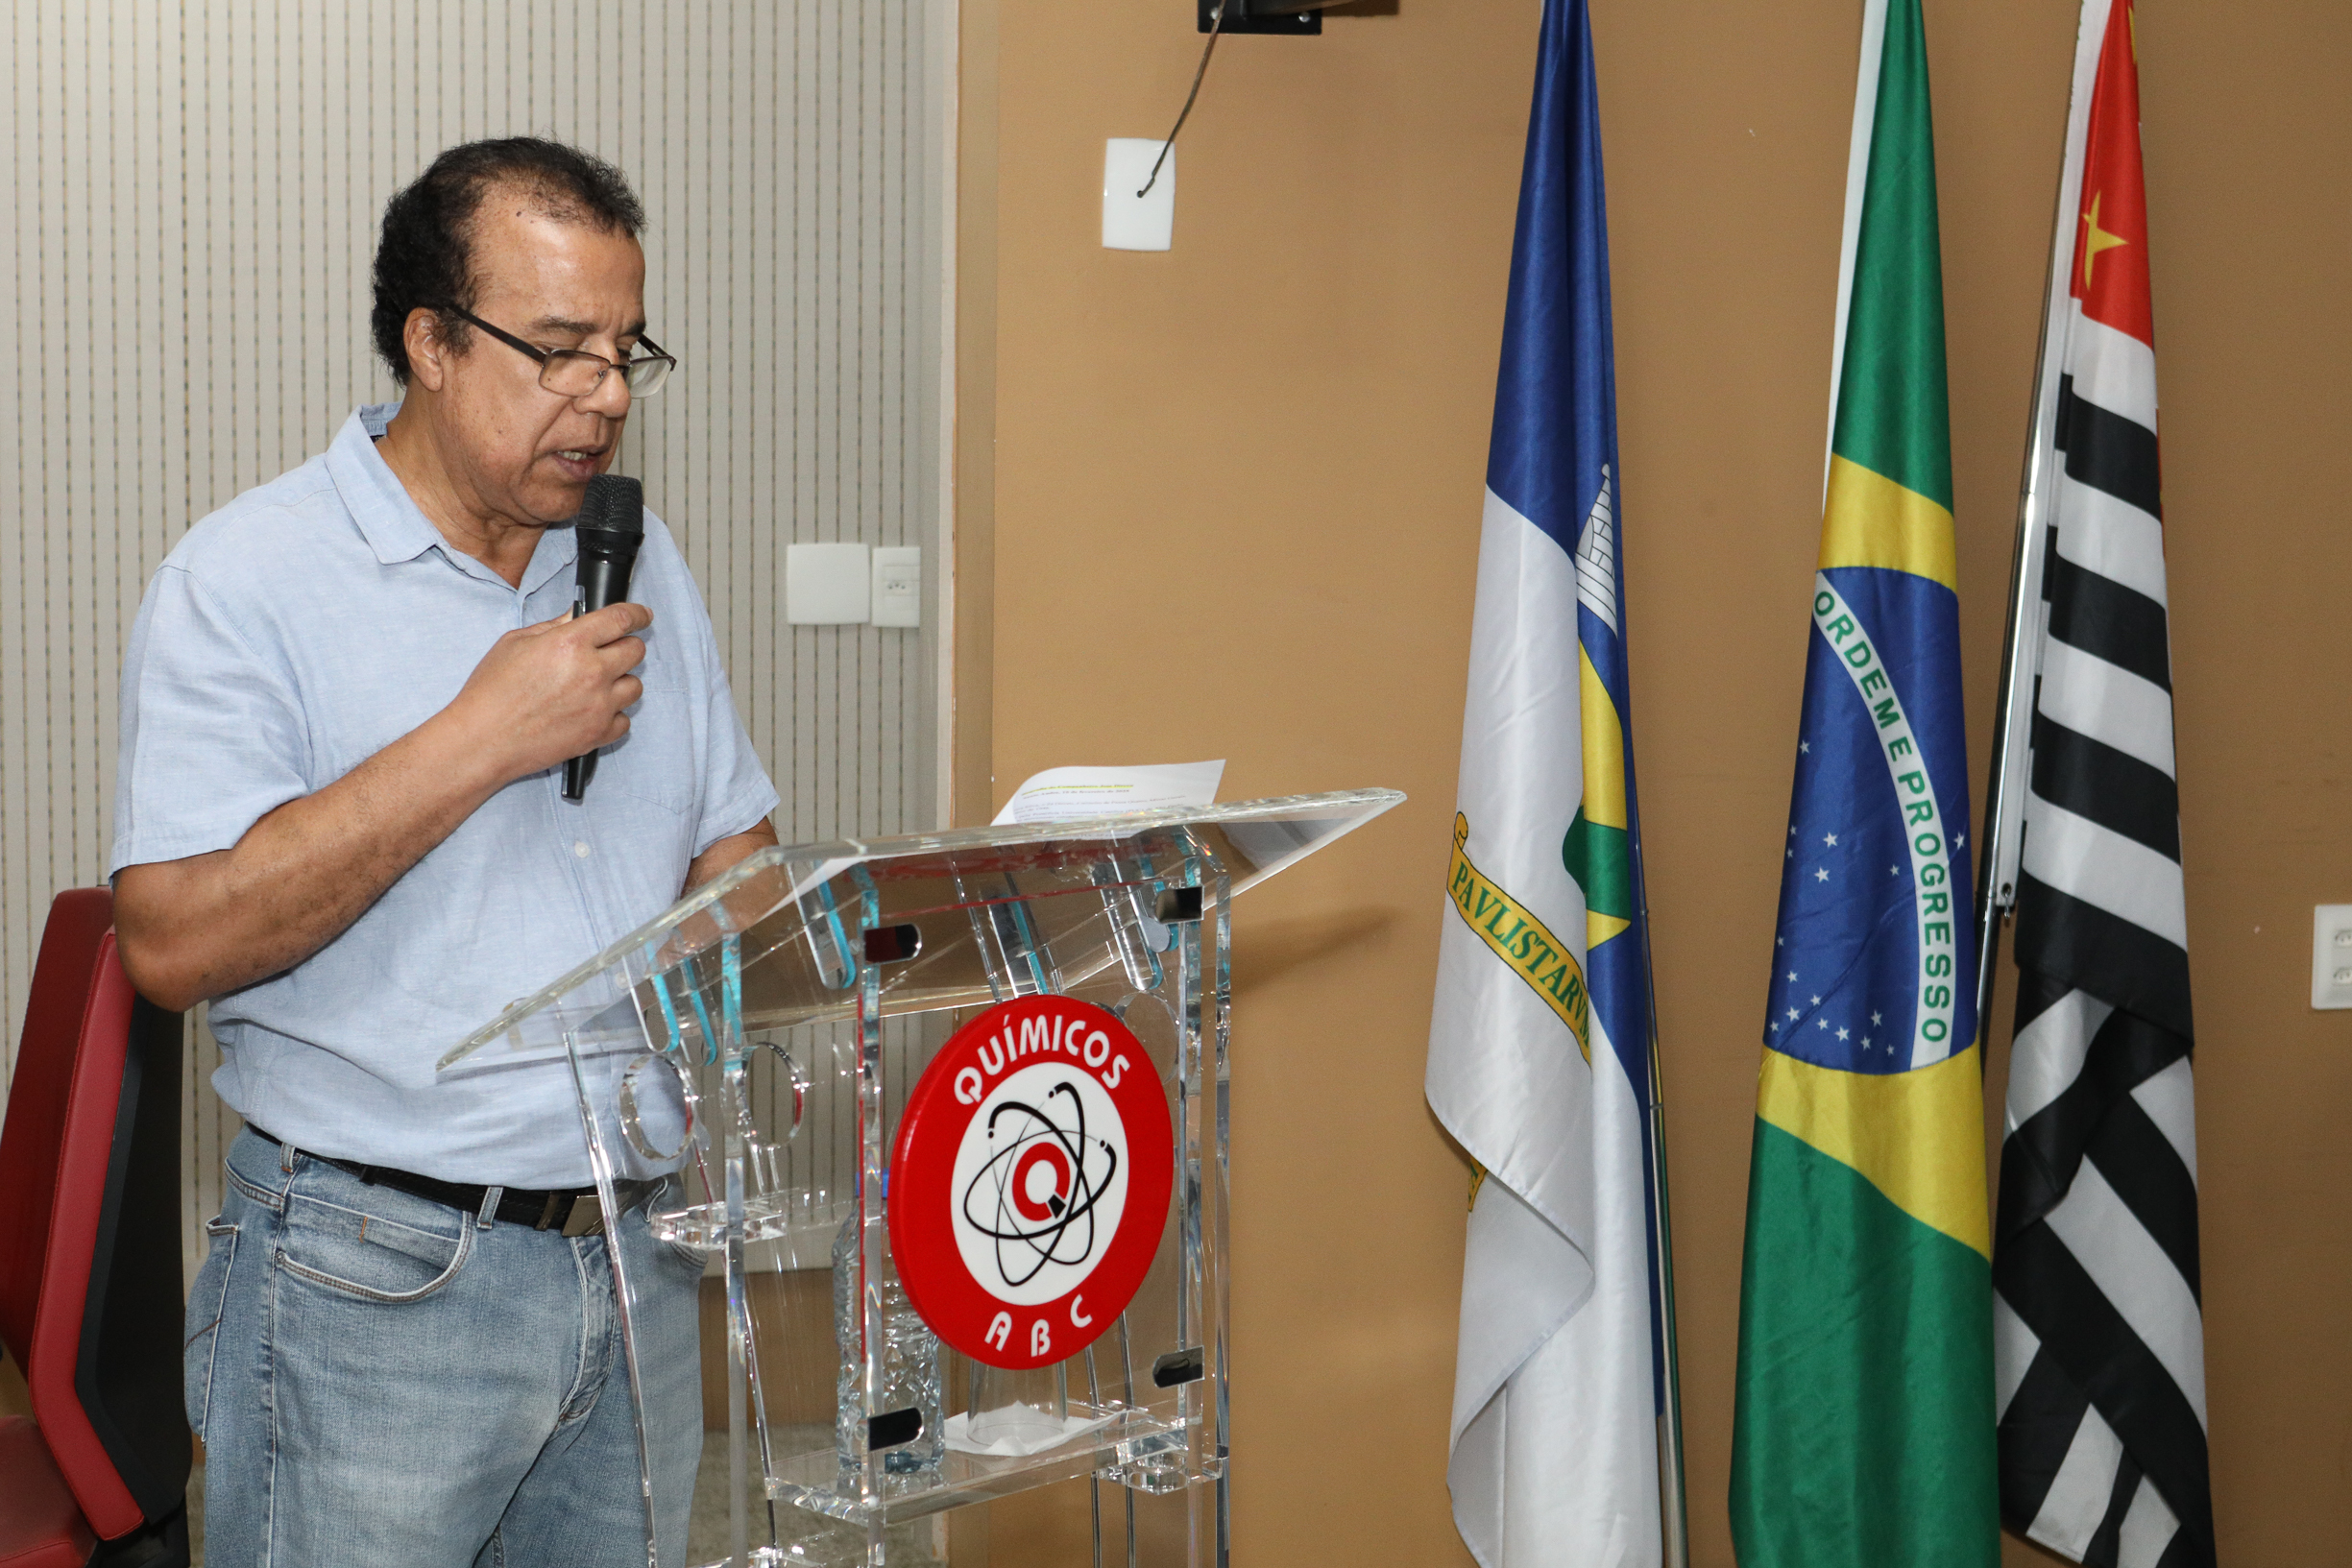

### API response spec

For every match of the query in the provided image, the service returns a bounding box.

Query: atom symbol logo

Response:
[959,1080,1121,1291]
[892,997,1173,1365]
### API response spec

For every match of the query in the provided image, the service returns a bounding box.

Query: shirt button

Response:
[573,840,592,858]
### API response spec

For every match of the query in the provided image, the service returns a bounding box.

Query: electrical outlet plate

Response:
[871,546,921,628]
[2314,905,2352,1009]
[1103,139,1175,252]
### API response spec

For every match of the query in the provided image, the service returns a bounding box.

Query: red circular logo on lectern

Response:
[888,996,1173,1369]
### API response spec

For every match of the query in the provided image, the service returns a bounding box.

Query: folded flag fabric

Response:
[1991,5,2214,1564]
[1424,1,1668,1562]
[1728,2,1998,1563]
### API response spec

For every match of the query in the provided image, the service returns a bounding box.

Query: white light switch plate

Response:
[872,546,921,628]
[786,543,871,625]
[1103,138,1175,252]
[2314,905,2352,1009]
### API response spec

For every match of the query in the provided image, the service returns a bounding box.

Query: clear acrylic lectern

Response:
[438,789,1402,1568]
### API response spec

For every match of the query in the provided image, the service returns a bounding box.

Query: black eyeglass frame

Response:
[443,303,677,398]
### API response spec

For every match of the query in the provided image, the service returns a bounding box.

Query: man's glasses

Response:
[446,304,677,398]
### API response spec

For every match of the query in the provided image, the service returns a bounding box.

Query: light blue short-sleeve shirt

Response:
[110,405,779,1186]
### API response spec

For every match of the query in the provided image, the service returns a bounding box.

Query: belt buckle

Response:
[560,1192,606,1238]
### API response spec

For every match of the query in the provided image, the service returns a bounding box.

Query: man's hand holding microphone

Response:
[448,470,646,796]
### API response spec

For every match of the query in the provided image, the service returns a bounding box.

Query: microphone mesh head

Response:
[576,472,645,543]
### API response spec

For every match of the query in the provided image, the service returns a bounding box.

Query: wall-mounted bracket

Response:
[1200,1,1321,35]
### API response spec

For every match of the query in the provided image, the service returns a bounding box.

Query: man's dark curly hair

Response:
[371,137,645,385]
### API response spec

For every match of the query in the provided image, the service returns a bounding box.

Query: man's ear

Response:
[404,306,454,393]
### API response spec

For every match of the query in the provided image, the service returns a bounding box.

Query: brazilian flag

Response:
[1729,3,1998,1564]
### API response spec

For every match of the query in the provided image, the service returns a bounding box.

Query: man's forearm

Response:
[114,711,507,1010]
[685,819,780,893]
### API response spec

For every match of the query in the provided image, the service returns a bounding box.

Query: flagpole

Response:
[1972,159,2074,1031]
[1632,744,1687,1567]
[1645,1029,1690,1568]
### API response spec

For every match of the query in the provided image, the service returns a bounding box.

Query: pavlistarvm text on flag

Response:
[1728,2,1999,1565]
[1991,6,2214,1566]
[1423,1,1672,1565]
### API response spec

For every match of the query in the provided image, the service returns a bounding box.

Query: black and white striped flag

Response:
[1992,5,2214,1567]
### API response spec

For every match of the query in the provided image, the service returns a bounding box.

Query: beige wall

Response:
[958,2,2352,1564]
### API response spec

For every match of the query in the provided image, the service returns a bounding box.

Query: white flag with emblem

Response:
[1424,3,1670,1564]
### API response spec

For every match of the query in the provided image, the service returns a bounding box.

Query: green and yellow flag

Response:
[1728,2,1998,1563]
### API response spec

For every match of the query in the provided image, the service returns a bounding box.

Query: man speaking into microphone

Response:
[109,139,777,1566]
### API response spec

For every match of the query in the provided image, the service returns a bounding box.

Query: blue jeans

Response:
[185,1127,705,1567]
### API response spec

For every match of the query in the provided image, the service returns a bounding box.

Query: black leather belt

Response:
[252,1126,644,1233]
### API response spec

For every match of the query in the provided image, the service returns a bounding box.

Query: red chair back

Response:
[0,887,189,1542]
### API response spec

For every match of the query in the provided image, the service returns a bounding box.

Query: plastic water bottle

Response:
[834,1211,944,1483]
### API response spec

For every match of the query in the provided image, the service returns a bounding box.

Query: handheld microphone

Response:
[562,471,645,804]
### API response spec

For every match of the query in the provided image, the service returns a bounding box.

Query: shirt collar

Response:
[327,404,580,593]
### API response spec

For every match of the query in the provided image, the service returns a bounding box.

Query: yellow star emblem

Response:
[2080,191,2127,290]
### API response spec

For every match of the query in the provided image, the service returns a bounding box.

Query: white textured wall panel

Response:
[0,0,952,1283]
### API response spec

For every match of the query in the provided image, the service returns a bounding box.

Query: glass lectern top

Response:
[438,788,1403,1073]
